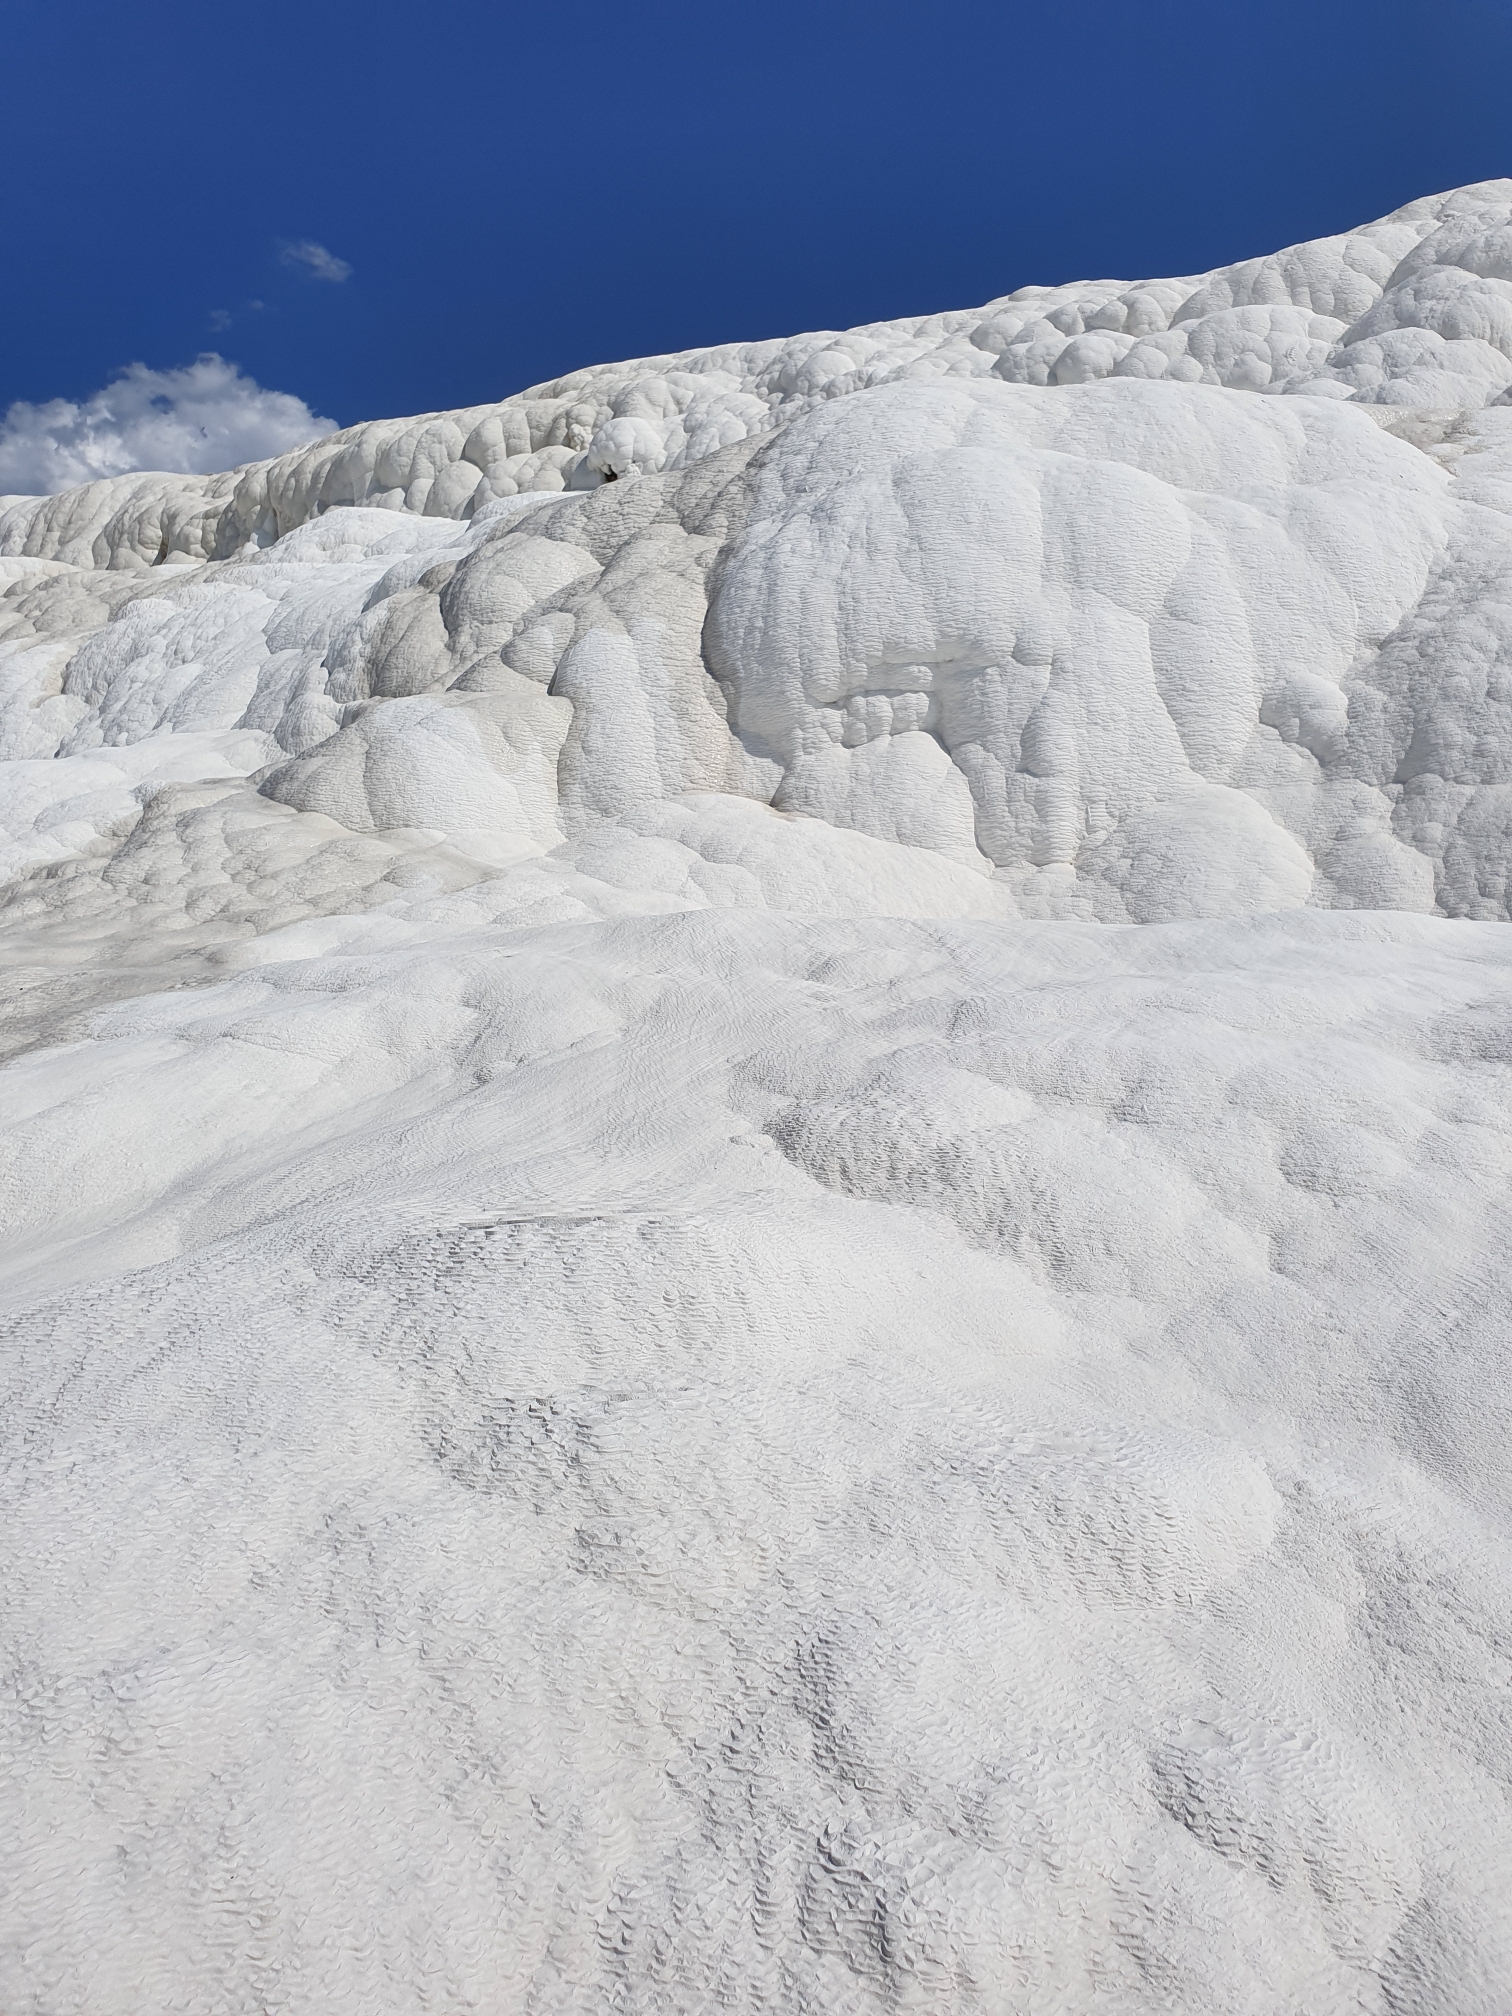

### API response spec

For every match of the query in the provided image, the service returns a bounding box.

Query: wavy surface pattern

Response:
[4,185,1512,2013]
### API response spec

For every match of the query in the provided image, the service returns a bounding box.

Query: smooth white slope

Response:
[4,908,1512,2013]
[4,187,1512,2015]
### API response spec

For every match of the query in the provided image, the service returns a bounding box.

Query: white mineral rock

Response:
[4,184,1512,2015]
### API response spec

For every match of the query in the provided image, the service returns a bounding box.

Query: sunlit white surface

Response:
[4,183,1512,2014]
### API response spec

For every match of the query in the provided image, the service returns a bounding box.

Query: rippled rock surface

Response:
[4,185,1512,2014]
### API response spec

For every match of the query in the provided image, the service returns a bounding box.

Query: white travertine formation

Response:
[4,179,1510,573]
[4,187,1512,2015]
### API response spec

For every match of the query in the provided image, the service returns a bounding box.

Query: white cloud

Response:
[209,300,266,334]
[0,355,337,496]
[280,239,353,283]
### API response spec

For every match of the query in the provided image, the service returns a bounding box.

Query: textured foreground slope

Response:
[4,187,1512,2014]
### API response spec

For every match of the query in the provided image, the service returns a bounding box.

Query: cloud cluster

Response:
[0,356,336,497]
[280,239,352,283]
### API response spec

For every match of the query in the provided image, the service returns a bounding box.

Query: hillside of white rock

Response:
[4,182,1512,2013]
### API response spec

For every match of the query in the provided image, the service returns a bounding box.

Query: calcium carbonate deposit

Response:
[5,182,1512,2013]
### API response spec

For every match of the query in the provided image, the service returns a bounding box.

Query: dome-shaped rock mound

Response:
[4,186,1512,2016]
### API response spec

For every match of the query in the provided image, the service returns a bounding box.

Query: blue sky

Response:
[2,0,1509,457]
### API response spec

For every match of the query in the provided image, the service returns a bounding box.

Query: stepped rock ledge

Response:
[4,185,1512,2015]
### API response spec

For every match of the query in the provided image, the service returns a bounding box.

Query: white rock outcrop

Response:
[4,186,1512,2015]
[4,178,1511,576]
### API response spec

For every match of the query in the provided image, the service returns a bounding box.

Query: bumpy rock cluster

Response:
[3,180,1512,979]
[5,187,1512,2016]
[6,178,1512,574]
